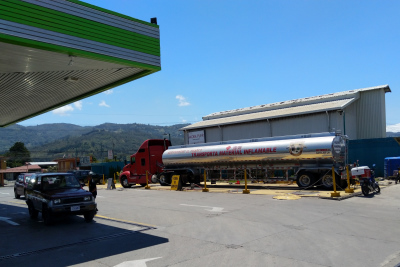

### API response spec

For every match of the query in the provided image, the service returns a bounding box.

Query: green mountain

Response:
[0,123,188,162]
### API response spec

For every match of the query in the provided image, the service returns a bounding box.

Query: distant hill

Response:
[0,123,189,162]
[387,132,400,137]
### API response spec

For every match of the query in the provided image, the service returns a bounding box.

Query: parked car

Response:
[67,170,90,183]
[14,173,34,199]
[67,170,103,184]
[25,173,97,225]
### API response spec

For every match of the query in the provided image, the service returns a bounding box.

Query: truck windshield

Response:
[42,175,81,190]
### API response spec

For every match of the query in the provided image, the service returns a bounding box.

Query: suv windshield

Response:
[41,175,81,190]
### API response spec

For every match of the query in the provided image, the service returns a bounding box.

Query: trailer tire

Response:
[121,176,131,188]
[296,172,315,188]
[158,173,171,186]
[321,173,342,190]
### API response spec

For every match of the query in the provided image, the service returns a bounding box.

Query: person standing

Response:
[88,174,98,211]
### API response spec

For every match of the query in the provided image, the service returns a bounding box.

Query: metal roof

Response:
[203,85,391,120]
[0,0,160,127]
[181,98,356,131]
[0,165,41,173]
[27,162,57,166]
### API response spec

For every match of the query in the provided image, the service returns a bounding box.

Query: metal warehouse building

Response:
[181,85,391,144]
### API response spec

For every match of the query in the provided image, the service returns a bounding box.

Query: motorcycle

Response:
[360,164,380,196]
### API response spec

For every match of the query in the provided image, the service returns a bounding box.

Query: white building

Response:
[181,85,391,143]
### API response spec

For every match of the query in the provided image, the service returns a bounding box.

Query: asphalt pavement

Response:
[0,180,399,267]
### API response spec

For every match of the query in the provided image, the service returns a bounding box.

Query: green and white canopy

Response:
[0,0,160,126]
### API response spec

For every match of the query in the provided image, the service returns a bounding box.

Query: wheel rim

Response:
[321,175,333,187]
[299,175,311,186]
[122,178,128,186]
[159,174,167,184]
[299,174,311,186]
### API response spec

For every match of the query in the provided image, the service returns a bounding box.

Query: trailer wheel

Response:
[158,173,170,186]
[296,172,315,188]
[321,173,342,190]
[121,176,131,188]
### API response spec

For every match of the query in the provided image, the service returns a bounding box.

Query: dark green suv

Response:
[26,173,97,225]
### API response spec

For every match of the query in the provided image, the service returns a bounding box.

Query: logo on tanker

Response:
[287,142,306,156]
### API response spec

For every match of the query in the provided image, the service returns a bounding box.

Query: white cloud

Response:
[103,89,113,95]
[74,101,83,110]
[52,105,74,116]
[99,100,110,108]
[176,95,190,106]
[387,123,400,132]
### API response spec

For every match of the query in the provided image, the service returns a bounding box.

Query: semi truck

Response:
[119,131,348,189]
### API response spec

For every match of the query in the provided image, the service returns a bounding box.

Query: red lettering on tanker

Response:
[316,149,331,154]
[243,147,277,154]
[190,146,277,158]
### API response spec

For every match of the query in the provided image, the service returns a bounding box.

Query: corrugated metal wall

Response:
[355,89,387,139]
[91,162,125,177]
[222,122,270,141]
[271,113,328,136]
[348,138,400,177]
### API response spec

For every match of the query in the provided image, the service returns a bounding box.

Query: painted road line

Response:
[114,257,161,267]
[0,216,19,225]
[8,201,26,205]
[95,214,156,228]
[180,204,227,212]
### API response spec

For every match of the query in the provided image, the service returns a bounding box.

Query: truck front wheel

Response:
[121,176,131,188]
[296,172,315,188]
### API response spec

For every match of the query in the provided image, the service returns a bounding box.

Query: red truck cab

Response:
[119,139,171,188]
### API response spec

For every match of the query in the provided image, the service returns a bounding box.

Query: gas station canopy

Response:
[0,0,161,127]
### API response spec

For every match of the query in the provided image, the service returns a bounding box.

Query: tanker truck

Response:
[119,131,348,189]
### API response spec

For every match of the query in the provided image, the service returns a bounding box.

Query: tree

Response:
[6,142,31,168]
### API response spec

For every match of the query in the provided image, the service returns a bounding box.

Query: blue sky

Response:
[19,0,400,131]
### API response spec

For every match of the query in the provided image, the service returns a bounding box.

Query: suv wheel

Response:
[14,190,20,199]
[28,201,38,219]
[84,210,96,223]
[42,206,53,225]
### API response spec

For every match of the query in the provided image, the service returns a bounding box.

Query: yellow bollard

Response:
[243,169,250,194]
[202,171,209,192]
[331,166,341,197]
[102,174,105,185]
[345,165,354,193]
[145,171,150,189]
[114,173,116,184]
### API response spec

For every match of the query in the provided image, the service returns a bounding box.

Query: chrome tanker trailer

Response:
[159,132,348,189]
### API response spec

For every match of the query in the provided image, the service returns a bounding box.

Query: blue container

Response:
[384,157,400,178]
